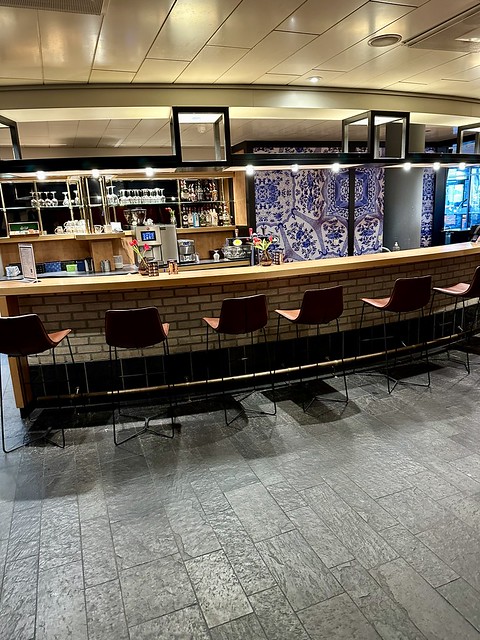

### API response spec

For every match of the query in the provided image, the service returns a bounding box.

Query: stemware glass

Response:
[159,188,166,203]
[44,192,52,207]
[30,191,38,208]
[37,191,45,207]
[62,192,70,206]
[51,191,58,207]
[73,190,80,206]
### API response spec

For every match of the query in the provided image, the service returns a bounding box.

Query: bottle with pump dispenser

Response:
[392,241,401,251]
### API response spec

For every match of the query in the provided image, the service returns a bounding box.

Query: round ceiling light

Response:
[308,76,321,83]
[368,34,402,48]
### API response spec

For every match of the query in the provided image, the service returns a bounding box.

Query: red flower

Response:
[144,243,150,251]
[129,239,138,247]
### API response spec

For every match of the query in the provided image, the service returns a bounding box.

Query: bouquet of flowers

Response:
[129,239,150,269]
[252,235,273,252]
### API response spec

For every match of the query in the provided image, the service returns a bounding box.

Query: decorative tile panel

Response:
[421,169,435,247]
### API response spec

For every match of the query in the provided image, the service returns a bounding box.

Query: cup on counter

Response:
[94,225,103,234]
[54,226,64,234]
[113,255,124,270]
[5,265,20,278]
[103,224,112,234]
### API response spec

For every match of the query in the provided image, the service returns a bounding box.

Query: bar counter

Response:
[2,242,480,408]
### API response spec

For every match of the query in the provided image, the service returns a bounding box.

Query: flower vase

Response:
[138,263,148,276]
[260,250,272,267]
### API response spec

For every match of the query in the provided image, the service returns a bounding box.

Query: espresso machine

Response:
[134,224,179,265]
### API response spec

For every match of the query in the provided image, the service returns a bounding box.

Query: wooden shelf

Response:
[176,226,235,234]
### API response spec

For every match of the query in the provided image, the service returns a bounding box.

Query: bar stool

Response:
[202,294,276,426]
[275,286,348,411]
[431,265,480,373]
[358,275,432,393]
[0,314,74,453]
[105,307,176,445]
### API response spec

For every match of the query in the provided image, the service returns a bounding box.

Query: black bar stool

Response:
[275,286,348,410]
[358,275,432,393]
[0,314,74,453]
[203,294,276,426]
[431,265,480,373]
[105,307,177,445]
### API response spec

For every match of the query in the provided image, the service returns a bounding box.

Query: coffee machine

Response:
[134,224,179,265]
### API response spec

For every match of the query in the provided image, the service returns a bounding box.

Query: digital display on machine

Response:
[141,230,156,242]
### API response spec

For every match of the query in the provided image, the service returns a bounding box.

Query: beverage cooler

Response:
[441,166,480,241]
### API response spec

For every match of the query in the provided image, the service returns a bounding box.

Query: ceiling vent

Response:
[0,0,106,14]
[404,6,480,53]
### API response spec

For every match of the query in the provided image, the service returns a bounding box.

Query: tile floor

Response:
[1,351,480,639]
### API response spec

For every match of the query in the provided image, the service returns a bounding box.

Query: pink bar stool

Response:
[275,286,348,411]
[0,314,74,452]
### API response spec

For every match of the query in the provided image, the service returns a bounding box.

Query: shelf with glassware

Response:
[100,176,235,231]
[0,179,87,237]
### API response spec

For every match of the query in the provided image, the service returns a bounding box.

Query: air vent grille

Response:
[0,0,105,14]
[404,6,480,53]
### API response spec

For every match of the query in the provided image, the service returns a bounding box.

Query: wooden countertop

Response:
[1,243,479,297]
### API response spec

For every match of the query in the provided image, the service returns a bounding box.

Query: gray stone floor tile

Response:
[225,483,294,542]
[165,497,221,559]
[129,605,211,640]
[303,483,398,569]
[39,500,82,572]
[266,480,307,512]
[85,579,129,640]
[210,613,267,639]
[407,470,460,501]
[287,505,354,568]
[332,560,427,639]
[185,549,252,628]
[438,493,480,531]
[6,507,41,563]
[111,510,177,570]
[256,529,343,611]
[424,457,480,496]
[380,524,459,588]
[417,518,480,592]
[208,508,275,595]
[120,554,196,627]
[377,487,455,535]
[36,560,88,640]
[371,558,480,640]
[323,470,397,530]
[299,592,381,639]
[81,515,118,587]
[437,578,480,632]
[249,585,310,640]
[0,555,37,640]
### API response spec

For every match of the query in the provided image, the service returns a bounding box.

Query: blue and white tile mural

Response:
[254,166,384,260]
[421,168,435,247]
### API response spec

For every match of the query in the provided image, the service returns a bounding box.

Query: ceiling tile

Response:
[210,0,305,48]
[148,0,241,61]
[133,59,188,83]
[39,12,102,82]
[271,2,415,75]
[94,0,175,72]
[277,0,366,35]
[89,70,135,83]
[176,45,248,83]
[254,73,300,85]
[0,7,42,79]
[217,31,316,83]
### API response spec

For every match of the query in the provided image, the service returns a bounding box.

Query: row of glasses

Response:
[117,188,166,206]
[31,191,58,207]
[62,190,81,207]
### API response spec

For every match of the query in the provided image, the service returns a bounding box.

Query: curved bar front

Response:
[2,242,480,408]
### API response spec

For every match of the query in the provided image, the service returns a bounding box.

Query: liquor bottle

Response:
[203,181,211,201]
[196,181,204,201]
[210,208,218,226]
[192,209,200,227]
[181,209,189,228]
[187,207,193,227]
[211,181,218,201]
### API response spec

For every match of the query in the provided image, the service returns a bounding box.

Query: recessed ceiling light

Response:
[91,168,100,179]
[433,162,441,171]
[36,170,46,181]
[291,164,299,173]
[145,167,155,177]
[332,163,340,173]
[403,162,412,171]
[368,34,402,47]
[308,76,320,83]
[459,162,466,170]
[246,165,255,176]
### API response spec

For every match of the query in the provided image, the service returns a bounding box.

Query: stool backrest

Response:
[105,307,167,349]
[386,275,432,313]
[296,286,344,325]
[463,265,480,298]
[217,294,268,335]
[0,314,55,357]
